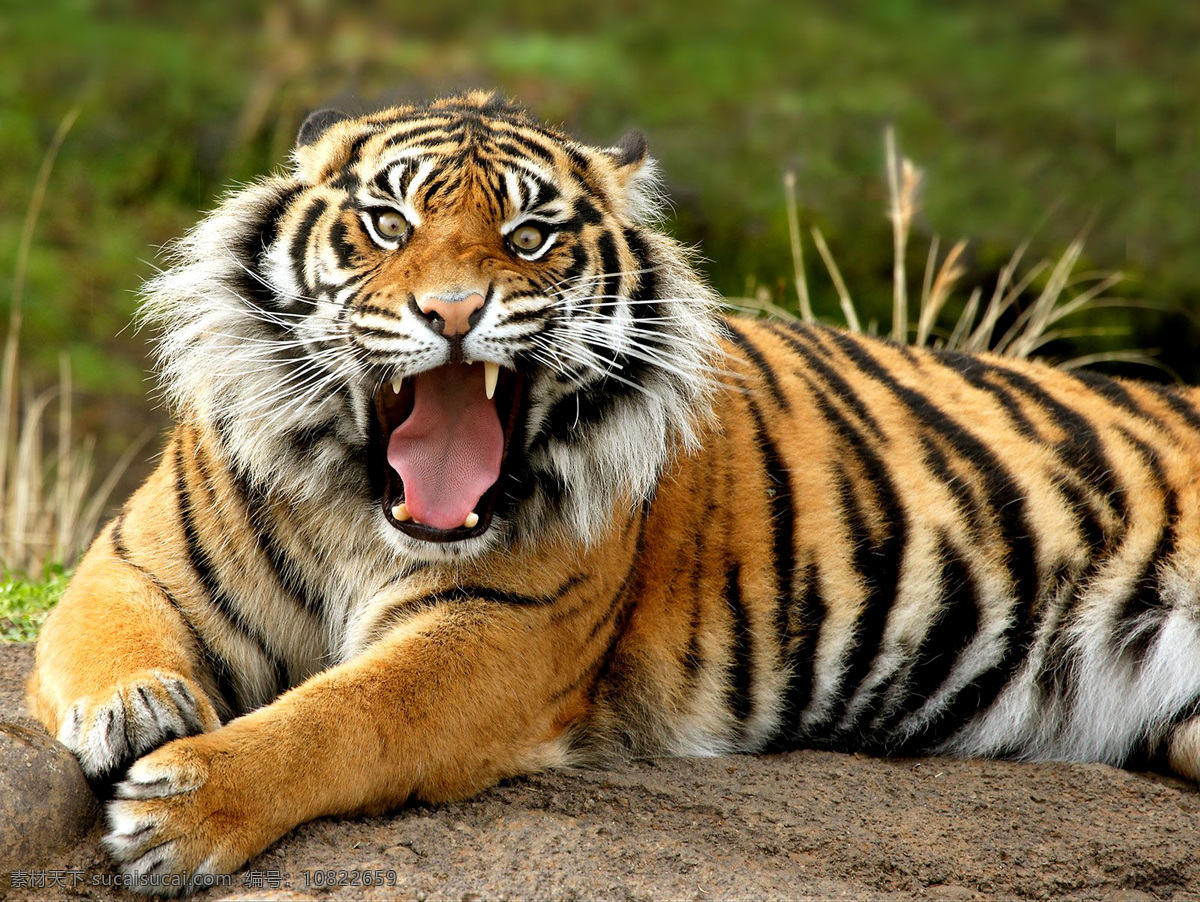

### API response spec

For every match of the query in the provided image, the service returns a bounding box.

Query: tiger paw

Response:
[57,671,219,787]
[103,735,275,896]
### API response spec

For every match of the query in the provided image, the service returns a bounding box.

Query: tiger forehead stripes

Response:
[27,92,1200,893]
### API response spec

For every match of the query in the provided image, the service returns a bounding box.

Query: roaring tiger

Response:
[28,91,1200,893]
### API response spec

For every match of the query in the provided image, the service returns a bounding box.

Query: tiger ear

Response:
[292,109,356,183]
[605,130,649,183]
[296,108,350,148]
[603,130,660,221]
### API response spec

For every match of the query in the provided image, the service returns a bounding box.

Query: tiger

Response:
[26,90,1200,894]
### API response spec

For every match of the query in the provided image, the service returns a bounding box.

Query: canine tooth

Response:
[483,362,499,400]
[391,503,412,522]
[463,511,480,528]
[391,376,403,394]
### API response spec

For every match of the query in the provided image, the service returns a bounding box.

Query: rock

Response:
[0,721,97,875]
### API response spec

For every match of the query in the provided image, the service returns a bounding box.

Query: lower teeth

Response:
[390,503,479,530]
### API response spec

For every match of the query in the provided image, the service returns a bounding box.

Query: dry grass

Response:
[1,107,147,577]
[737,130,1154,371]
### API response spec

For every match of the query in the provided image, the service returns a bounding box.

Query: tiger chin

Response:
[27,90,1200,894]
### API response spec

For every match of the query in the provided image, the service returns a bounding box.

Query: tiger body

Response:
[28,93,1200,892]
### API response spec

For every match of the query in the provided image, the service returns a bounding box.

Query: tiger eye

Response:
[511,224,546,252]
[374,211,408,239]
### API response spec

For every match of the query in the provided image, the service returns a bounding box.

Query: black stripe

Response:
[872,536,981,748]
[328,217,358,273]
[596,229,622,307]
[287,421,340,460]
[558,589,640,720]
[558,242,590,293]
[887,604,1036,756]
[235,183,304,312]
[421,169,456,207]
[111,512,237,719]
[382,121,460,149]
[371,575,587,640]
[784,362,908,742]
[527,338,654,453]
[766,322,885,441]
[500,304,554,327]
[533,177,560,207]
[372,165,395,200]
[353,301,405,322]
[583,552,643,644]
[1146,383,1200,433]
[763,560,825,753]
[934,349,1038,437]
[989,365,1126,527]
[491,136,555,164]
[1113,429,1177,664]
[574,197,602,227]
[1072,370,1152,423]
[328,171,360,193]
[824,329,1040,746]
[622,227,661,318]
[723,563,754,724]
[977,363,1129,705]
[341,127,383,170]
[681,590,704,682]
[680,457,714,688]
[1128,691,1200,770]
[828,329,1038,605]
[289,197,329,294]
[1053,474,1107,554]
[813,459,907,743]
[174,442,288,707]
[918,435,984,544]
[540,512,645,633]
[724,321,790,412]
[428,581,578,609]
[399,159,429,200]
[226,467,326,621]
[740,394,796,665]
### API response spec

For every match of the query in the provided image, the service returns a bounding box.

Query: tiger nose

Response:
[416,291,486,338]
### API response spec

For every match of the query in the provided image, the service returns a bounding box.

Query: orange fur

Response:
[29,94,1200,892]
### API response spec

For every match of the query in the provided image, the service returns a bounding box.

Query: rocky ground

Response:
[2,641,1199,902]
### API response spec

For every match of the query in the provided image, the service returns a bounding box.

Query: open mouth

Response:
[374,362,524,543]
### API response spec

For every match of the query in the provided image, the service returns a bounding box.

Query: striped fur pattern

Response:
[28,94,1200,893]
[141,92,720,556]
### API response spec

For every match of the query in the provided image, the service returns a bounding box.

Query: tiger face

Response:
[144,93,720,560]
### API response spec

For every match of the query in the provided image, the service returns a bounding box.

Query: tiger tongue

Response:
[386,363,503,530]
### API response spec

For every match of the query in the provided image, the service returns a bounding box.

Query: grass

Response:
[0,325,147,578]
[734,131,1150,370]
[0,566,68,642]
[1,107,146,636]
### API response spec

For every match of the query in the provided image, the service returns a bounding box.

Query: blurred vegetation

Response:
[0,565,68,641]
[3,0,1200,492]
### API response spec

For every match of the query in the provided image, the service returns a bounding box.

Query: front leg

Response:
[29,523,223,787]
[103,598,603,891]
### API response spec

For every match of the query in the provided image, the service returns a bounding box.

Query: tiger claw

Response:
[57,671,218,786]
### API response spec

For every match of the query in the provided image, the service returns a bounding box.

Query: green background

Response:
[4,0,1200,479]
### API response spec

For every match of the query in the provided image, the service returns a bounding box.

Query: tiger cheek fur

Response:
[28,91,1200,892]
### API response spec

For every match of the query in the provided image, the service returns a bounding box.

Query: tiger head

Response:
[143,92,722,560]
